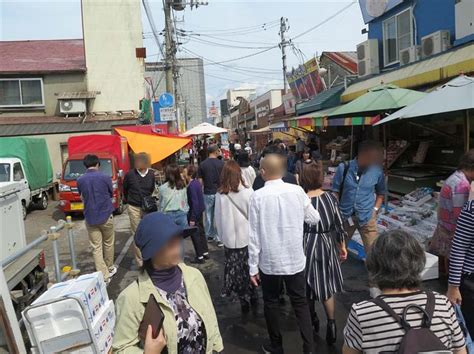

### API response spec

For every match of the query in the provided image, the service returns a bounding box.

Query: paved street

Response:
[24,202,447,354]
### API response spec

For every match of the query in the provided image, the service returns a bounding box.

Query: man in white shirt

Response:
[249,154,320,354]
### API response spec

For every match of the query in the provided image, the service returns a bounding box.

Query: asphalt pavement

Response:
[23,202,447,354]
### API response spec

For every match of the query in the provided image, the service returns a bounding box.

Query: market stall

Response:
[375,75,474,195]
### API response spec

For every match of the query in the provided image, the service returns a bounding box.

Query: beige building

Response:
[0,0,145,176]
[82,0,145,113]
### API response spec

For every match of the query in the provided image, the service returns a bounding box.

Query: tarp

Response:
[115,128,191,164]
[182,122,227,136]
[375,75,474,126]
[68,135,130,173]
[0,137,52,190]
[329,84,426,117]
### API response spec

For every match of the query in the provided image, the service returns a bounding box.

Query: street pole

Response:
[163,0,176,131]
[279,17,289,94]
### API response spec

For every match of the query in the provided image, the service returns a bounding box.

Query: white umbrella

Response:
[181,122,228,136]
[375,75,474,126]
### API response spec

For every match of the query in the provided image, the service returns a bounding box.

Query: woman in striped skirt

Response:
[300,162,348,345]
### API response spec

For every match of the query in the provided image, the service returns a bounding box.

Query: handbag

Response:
[132,171,157,213]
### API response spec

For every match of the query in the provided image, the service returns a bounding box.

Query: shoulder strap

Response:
[371,297,412,332]
[400,291,435,329]
[338,162,350,201]
[226,193,248,220]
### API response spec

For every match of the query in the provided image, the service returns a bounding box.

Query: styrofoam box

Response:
[70,300,115,354]
[422,252,439,281]
[23,297,89,350]
[33,272,108,323]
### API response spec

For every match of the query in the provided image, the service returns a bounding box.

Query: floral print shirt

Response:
[157,282,206,353]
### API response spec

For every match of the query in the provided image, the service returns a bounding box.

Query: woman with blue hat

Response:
[112,212,223,354]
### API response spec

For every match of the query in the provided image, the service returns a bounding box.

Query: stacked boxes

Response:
[23,272,115,354]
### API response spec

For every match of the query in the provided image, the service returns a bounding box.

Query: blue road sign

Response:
[158,92,174,108]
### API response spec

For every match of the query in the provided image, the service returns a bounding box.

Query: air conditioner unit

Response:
[356,39,380,78]
[421,30,451,59]
[59,99,87,115]
[455,0,474,40]
[399,46,420,66]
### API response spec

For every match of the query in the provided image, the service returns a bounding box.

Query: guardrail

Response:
[1,216,80,282]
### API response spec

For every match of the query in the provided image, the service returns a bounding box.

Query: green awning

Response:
[296,85,344,116]
[328,84,426,117]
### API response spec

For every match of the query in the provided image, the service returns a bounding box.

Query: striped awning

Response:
[288,115,380,128]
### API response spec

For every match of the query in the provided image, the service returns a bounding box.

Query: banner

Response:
[286,57,325,102]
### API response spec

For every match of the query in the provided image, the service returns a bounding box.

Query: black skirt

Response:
[221,246,256,301]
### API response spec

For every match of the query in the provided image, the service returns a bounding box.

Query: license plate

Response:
[70,202,84,211]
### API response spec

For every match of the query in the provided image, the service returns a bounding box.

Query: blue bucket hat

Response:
[134,212,195,261]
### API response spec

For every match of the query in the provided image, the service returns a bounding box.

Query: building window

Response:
[0,78,44,107]
[383,9,412,66]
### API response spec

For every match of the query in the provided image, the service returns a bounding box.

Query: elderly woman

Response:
[430,150,474,267]
[113,212,223,353]
[343,230,466,354]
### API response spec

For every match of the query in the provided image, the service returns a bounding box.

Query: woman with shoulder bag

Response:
[215,160,258,314]
[113,212,223,353]
[159,164,189,227]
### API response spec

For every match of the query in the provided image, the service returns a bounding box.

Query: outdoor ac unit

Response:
[421,30,451,59]
[399,46,420,66]
[59,99,87,115]
[356,39,380,78]
[455,0,474,40]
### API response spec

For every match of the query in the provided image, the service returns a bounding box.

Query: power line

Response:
[178,33,276,50]
[142,0,165,59]
[290,1,357,41]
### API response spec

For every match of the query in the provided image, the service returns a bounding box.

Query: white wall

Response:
[82,0,145,113]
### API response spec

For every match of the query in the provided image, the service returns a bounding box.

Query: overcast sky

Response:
[0,0,366,106]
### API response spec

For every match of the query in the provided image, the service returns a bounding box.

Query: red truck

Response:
[58,134,130,215]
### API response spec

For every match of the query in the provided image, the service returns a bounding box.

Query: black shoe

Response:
[190,257,205,264]
[203,253,210,260]
[207,237,214,242]
[261,344,283,354]
[278,296,286,305]
[326,319,337,345]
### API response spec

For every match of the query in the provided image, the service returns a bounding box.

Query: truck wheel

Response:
[22,201,27,220]
[38,193,48,210]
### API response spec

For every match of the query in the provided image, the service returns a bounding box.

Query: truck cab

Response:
[59,153,124,214]
[0,158,32,218]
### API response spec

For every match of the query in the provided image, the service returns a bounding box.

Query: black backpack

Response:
[371,291,450,354]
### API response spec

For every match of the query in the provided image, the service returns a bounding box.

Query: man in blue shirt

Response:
[332,140,386,253]
[77,154,116,282]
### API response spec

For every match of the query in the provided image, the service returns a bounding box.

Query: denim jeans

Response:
[204,194,219,241]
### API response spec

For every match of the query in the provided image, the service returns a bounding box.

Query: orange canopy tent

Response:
[115,126,191,164]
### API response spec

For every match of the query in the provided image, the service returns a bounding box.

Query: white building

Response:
[145,58,207,129]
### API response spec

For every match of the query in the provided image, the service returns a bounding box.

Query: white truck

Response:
[0,182,49,318]
[0,137,54,219]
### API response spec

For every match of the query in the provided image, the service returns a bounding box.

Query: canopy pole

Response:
[465,110,471,152]
[350,125,354,159]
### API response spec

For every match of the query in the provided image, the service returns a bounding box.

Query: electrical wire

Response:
[142,0,165,59]
[289,1,357,41]
[178,33,276,50]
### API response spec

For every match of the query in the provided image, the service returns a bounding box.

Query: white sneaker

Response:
[370,287,382,298]
[108,265,118,278]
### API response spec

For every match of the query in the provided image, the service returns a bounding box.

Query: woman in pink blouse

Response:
[430,150,474,267]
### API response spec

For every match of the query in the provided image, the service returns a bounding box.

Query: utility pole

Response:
[164,1,175,96]
[279,17,290,94]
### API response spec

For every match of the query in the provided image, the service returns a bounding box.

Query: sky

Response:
[0,0,366,106]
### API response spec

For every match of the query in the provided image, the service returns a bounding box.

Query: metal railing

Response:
[1,216,80,282]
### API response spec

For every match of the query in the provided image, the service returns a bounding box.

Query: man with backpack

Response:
[332,140,386,254]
